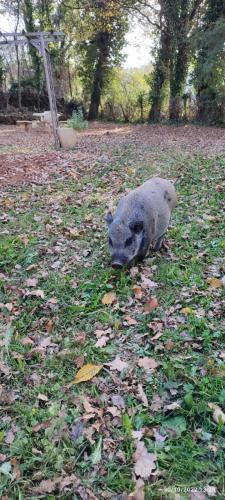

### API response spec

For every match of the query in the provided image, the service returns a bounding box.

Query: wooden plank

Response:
[40,34,60,148]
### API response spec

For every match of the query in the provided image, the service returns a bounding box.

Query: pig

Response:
[106,177,177,268]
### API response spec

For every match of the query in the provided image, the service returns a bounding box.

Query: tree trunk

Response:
[88,32,111,121]
[149,28,172,122]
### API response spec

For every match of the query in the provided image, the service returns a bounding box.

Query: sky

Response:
[0,14,153,69]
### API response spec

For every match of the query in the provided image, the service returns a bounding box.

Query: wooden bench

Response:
[16,120,32,132]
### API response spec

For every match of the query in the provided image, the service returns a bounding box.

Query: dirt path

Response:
[1,122,225,188]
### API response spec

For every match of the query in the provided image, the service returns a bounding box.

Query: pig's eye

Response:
[109,237,113,247]
[125,237,133,247]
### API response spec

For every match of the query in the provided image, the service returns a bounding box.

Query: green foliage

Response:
[193,1,225,123]
[102,66,150,122]
[66,108,88,131]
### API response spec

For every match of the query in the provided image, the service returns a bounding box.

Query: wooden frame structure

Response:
[0,31,64,148]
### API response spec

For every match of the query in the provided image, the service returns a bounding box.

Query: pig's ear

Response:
[105,211,113,226]
[130,221,144,234]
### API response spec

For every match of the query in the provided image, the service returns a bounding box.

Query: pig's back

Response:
[136,177,176,212]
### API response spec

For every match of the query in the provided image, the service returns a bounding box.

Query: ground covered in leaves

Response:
[0,123,225,499]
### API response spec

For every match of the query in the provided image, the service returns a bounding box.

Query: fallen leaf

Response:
[133,441,157,479]
[148,321,163,333]
[71,421,83,440]
[138,357,158,372]
[74,331,86,344]
[153,428,167,443]
[21,336,34,346]
[208,403,225,424]
[132,285,143,300]
[32,419,52,432]
[165,402,181,410]
[181,307,195,315]
[0,362,10,375]
[123,315,138,326]
[46,320,53,333]
[95,336,109,347]
[143,297,158,314]
[102,291,117,305]
[106,357,128,372]
[33,479,58,494]
[83,398,96,414]
[74,355,85,368]
[37,393,49,402]
[137,384,148,407]
[150,395,162,412]
[151,331,163,341]
[132,429,145,441]
[25,278,38,287]
[140,277,158,290]
[111,394,125,409]
[5,431,15,444]
[0,454,7,462]
[73,364,103,384]
[26,289,45,299]
[207,277,224,289]
[107,406,121,417]
[128,479,145,500]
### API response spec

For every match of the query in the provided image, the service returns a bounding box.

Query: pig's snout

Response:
[112,261,123,269]
[111,254,128,268]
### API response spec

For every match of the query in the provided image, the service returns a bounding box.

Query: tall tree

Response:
[194,0,225,123]
[77,0,128,120]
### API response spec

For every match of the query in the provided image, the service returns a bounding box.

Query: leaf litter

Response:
[0,122,224,498]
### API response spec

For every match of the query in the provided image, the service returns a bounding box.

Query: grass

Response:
[0,141,224,499]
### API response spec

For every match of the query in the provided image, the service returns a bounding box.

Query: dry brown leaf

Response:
[123,315,138,326]
[95,336,109,348]
[37,393,49,402]
[26,289,45,299]
[143,297,158,314]
[132,285,143,300]
[74,331,86,344]
[207,277,224,289]
[140,276,158,290]
[5,430,15,444]
[25,278,38,287]
[150,395,162,412]
[107,406,121,417]
[151,331,163,341]
[102,291,117,305]
[111,395,125,409]
[137,384,148,407]
[21,336,34,346]
[128,479,145,500]
[74,355,85,368]
[83,398,96,414]
[32,419,52,432]
[46,320,54,333]
[132,429,145,441]
[208,403,225,424]
[33,479,58,494]
[138,357,158,372]
[0,362,10,375]
[133,441,157,479]
[106,357,128,372]
[73,364,103,384]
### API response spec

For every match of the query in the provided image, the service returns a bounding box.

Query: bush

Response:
[66,108,88,131]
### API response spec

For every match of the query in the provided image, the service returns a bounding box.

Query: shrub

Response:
[66,108,88,131]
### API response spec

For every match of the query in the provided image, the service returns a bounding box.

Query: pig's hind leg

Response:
[153,233,166,251]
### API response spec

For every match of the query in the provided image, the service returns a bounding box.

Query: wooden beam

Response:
[40,33,60,148]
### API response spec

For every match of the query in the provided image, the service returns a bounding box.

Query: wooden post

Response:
[40,33,60,148]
